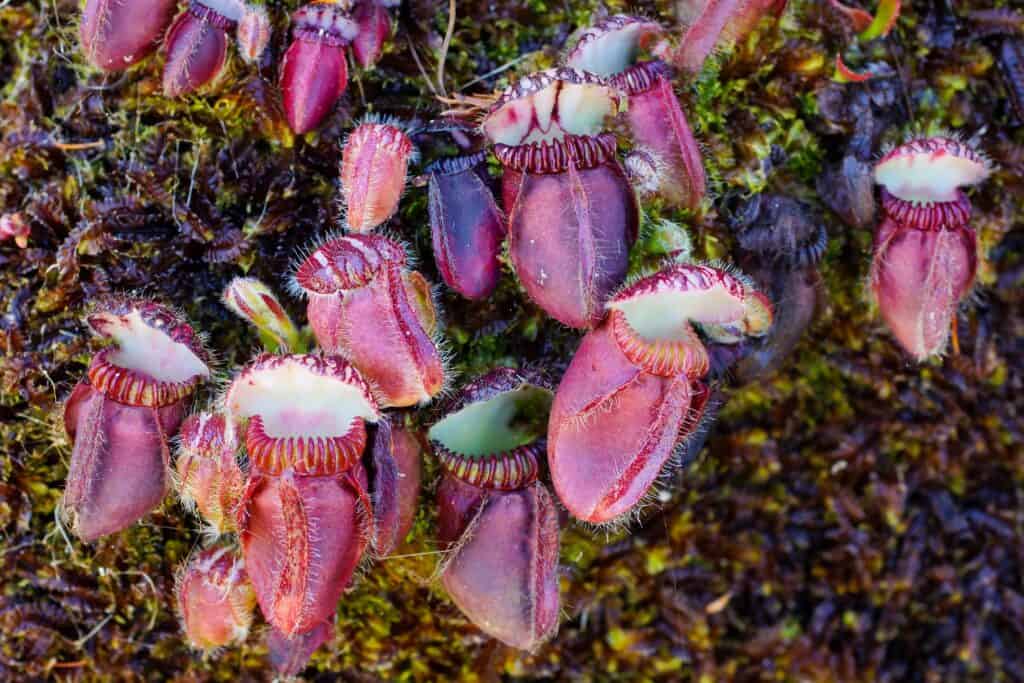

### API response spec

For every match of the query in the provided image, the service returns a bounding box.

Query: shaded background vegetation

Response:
[1,0,1022,680]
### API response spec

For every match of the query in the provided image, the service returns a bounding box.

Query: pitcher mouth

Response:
[85,300,210,406]
[608,60,674,96]
[88,350,203,407]
[608,310,709,378]
[565,15,665,78]
[482,68,620,147]
[225,354,381,475]
[879,188,972,231]
[429,369,552,490]
[433,441,543,491]
[565,14,667,81]
[187,0,243,28]
[605,263,772,376]
[874,136,992,205]
[245,414,368,475]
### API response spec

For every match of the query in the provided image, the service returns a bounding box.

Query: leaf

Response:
[705,591,733,614]
[859,0,901,41]
[833,54,876,83]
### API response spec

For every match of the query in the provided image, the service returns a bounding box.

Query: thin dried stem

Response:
[54,140,105,151]
[436,0,457,98]
[407,37,439,97]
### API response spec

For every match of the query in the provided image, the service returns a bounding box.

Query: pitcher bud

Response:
[340,121,413,232]
[163,0,244,98]
[281,2,358,133]
[176,546,256,651]
[175,413,245,534]
[80,0,177,71]
[223,277,303,352]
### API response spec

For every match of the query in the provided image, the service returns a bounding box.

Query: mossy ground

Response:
[1,0,1023,680]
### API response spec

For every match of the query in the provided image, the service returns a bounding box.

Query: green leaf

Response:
[859,0,901,41]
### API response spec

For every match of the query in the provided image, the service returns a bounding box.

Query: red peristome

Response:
[427,152,506,300]
[497,133,638,328]
[80,0,178,71]
[614,61,706,209]
[351,1,391,68]
[281,3,358,134]
[609,309,709,378]
[870,214,977,361]
[240,467,369,637]
[547,324,694,523]
[175,413,246,534]
[428,367,551,490]
[673,0,787,73]
[88,349,200,407]
[341,122,413,232]
[64,381,186,541]
[176,546,256,651]
[162,1,236,98]
[368,420,424,555]
[440,483,560,651]
[880,189,972,231]
[245,414,368,475]
[436,444,540,491]
[298,236,444,408]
